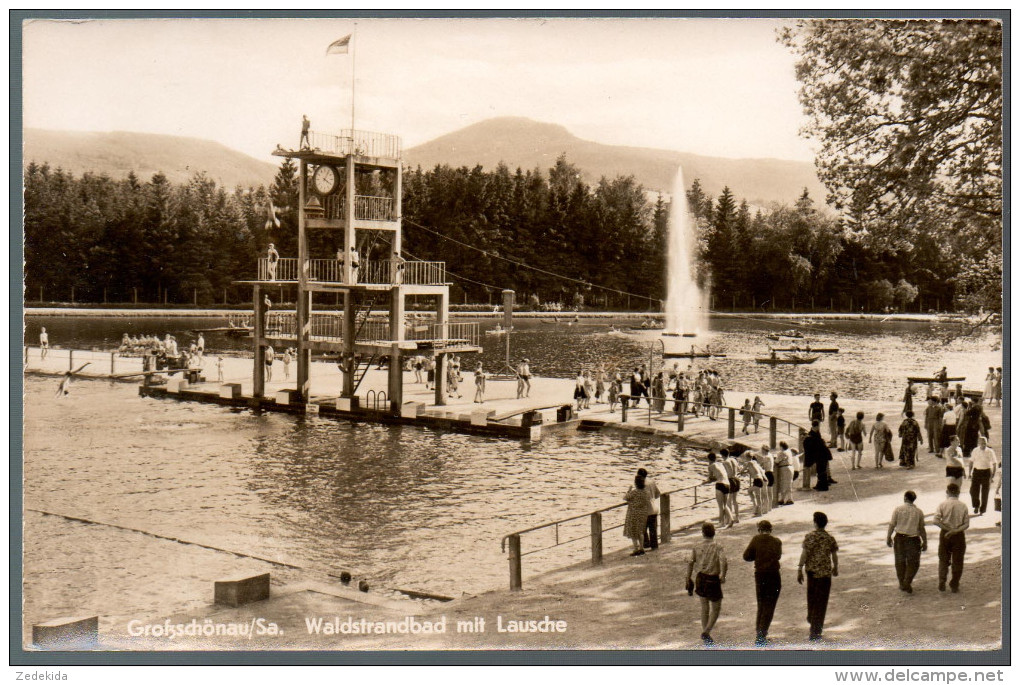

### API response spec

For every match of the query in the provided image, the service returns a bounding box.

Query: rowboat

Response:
[663,352,727,359]
[755,354,820,365]
[766,332,804,341]
[907,376,966,383]
[770,347,839,354]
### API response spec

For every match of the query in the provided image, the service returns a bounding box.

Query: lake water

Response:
[21,314,1000,631]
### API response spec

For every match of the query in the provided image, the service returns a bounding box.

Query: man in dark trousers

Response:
[886,490,927,593]
[934,483,970,592]
[743,519,782,646]
[798,511,839,641]
[827,392,840,448]
[803,421,834,491]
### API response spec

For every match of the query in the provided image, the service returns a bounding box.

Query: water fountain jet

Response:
[663,167,708,337]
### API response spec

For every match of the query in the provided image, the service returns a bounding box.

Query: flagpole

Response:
[350,31,357,134]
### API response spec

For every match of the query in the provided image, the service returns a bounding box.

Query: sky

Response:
[21,17,818,164]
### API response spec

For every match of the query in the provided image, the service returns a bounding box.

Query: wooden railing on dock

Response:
[618,394,807,449]
[500,480,719,591]
[257,257,446,286]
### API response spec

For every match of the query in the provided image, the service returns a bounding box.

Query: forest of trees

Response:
[23,152,977,312]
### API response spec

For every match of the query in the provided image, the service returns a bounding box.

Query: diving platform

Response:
[251,122,482,409]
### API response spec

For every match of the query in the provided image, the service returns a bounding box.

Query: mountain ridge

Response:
[404,116,826,206]
[23,128,278,188]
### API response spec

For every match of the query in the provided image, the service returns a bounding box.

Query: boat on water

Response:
[907,375,966,383]
[663,351,727,359]
[770,346,839,354]
[756,354,820,365]
[766,331,804,341]
[661,332,698,338]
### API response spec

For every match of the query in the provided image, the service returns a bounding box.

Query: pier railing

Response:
[306,129,402,159]
[258,258,299,282]
[618,394,807,449]
[263,313,478,347]
[500,481,721,591]
[313,195,397,222]
[258,258,446,286]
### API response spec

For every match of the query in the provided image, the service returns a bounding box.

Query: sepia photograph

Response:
[15,13,1005,663]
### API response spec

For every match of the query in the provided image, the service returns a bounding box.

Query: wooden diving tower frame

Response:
[236,128,480,411]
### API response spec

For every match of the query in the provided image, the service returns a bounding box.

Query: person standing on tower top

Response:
[300,115,311,149]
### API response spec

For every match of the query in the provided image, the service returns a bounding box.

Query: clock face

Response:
[312,165,339,195]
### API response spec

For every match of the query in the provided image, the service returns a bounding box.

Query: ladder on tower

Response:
[348,290,387,395]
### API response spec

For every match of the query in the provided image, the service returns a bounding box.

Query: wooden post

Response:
[434,352,447,406]
[769,417,777,449]
[660,493,671,543]
[590,512,603,564]
[110,352,116,375]
[297,290,312,401]
[69,350,73,371]
[508,534,522,591]
[342,291,355,397]
[621,397,628,423]
[677,402,684,431]
[134,287,138,304]
[296,159,310,403]
[71,286,75,303]
[103,286,107,304]
[253,284,265,398]
[728,407,736,439]
[388,286,405,411]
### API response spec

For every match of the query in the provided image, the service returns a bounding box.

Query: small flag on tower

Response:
[326,34,351,55]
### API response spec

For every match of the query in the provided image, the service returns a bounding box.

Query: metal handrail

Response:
[500,481,708,553]
[619,393,807,440]
[258,257,446,286]
[306,129,402,159]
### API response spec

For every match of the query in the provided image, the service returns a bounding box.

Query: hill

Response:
[404,117,826,206]
[23,129,278,189]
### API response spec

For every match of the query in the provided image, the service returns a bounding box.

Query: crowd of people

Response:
[613,372,1002,647]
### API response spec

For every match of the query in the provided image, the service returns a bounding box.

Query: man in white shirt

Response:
[968,436,997,515]
[639,468,662,550]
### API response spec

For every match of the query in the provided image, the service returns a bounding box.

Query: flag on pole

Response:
[326,34,351,55]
